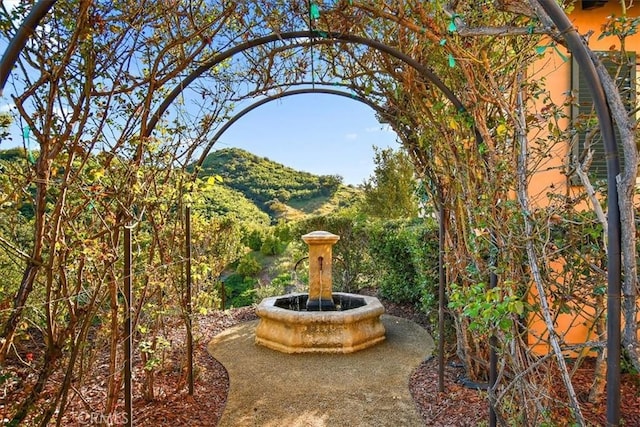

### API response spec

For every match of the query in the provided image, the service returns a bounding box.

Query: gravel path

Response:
[208,315,434,427]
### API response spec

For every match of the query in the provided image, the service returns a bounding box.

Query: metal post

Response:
[185,206,194,395]
[489,275,498,427]
[488,227,500,427]
[123,226,133,427]
[437,189,446,393]
[0,0,56,94]
[537,2,622,425]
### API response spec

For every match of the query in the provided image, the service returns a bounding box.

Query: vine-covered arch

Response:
[141,16,621,424]
[143,30,474,138]
[0,1,625,425]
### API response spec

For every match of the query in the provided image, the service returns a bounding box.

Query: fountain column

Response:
[302,231,340,311]
[255,229,385,353]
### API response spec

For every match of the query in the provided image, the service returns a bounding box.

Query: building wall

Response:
[528,2,639,205]
[526,2,639,355]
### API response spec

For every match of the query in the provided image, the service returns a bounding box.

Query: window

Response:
[582,0,608,10]
[571,51,637,181]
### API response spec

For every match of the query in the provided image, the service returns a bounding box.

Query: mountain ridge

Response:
[196,147,362,222]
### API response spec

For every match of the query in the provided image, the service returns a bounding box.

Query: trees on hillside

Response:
[199,148,345,210]
[361,146,419,219]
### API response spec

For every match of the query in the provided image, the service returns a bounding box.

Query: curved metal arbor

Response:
[0,0,55,95]
[537,2,621,424]
[0,2,624,425]
[142,30,475,139]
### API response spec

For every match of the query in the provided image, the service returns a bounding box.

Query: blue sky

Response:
[209,94,399,186]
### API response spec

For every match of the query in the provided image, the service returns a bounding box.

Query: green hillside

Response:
[196,148,362,221]
[197,183,271,226]
[0,146,362,225]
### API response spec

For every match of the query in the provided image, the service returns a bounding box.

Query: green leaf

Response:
[593,285,606,296]
[510,301,525,315]
[498,318,511,331]
[465,306,480,317]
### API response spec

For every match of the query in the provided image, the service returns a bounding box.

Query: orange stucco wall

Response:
[526,3,640,355]
[527,260,601,356]
[528,2,640,205]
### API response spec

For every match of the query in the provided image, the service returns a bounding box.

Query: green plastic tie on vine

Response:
[439,38,446,46]
[310,3,320,20]
[447,14,459,33]
[553,45,568,62]
[448,53,456,68]
[535,45,548,55]
[528,24,534,35]
[535,44,567,61]
[22,126,35,164]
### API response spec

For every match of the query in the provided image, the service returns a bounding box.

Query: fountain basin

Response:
[255,292,386,354]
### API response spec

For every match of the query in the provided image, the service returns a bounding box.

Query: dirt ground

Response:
[2,301,639,426]
[139,303,640,427]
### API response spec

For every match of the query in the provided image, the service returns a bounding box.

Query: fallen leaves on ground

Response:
[2,302,639,426]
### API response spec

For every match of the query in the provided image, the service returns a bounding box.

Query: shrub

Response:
[255,273,293,300]
[243,228,265,251]
[367,218,439,312]
[236,254,262,277]
[292,211,372,292]
[260,234,286,256]
[224,273,257,307]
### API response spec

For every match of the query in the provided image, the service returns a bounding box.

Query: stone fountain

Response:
[255,231,386,353]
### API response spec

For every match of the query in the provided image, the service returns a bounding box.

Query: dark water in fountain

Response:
[274,294,366,311]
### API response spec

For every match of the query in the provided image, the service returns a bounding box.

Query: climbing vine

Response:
[0,0,636,424]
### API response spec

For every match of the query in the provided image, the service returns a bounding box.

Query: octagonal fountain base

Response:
[255,292,386,354]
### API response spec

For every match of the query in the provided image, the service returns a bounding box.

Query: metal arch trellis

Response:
[0,1,624,425]
[166,34,494,414]
[191,83,457,399]
[142,30,478,140]
[537,2,622,426]
[189,84,474,414]
[146,34,494,414]
[145,36,493,405]
[146,15,622,426]
[192,83,455,405]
